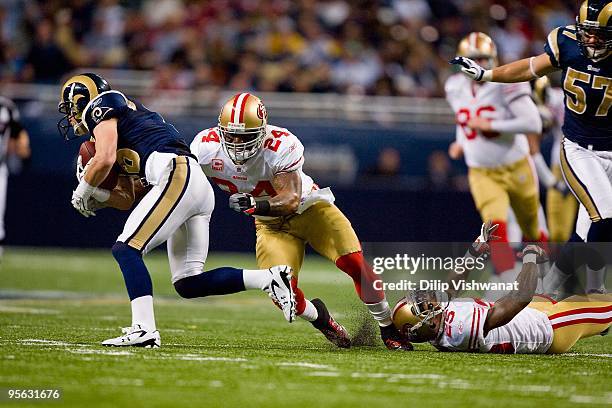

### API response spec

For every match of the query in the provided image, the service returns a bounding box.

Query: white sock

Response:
[366,299,393,327]
[586,266,606,293]
[543,263,571,294]
[299,299,318,322]
[131,295,156,331]
[242,269,270,290]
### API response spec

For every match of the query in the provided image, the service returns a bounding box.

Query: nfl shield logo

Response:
[212,159,224,171]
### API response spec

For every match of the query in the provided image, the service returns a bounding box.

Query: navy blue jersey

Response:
[82,90,193,176]
[544,25,612,150]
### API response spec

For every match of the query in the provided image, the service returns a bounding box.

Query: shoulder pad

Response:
[83,91,129,133]
[264,126,304,173]
[191,127,223,165]
[545,25,578,68]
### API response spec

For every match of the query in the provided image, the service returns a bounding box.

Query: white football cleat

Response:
[101,324,161,348]
[265,265,296,323]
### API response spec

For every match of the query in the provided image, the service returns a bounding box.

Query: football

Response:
[78,141,119,190]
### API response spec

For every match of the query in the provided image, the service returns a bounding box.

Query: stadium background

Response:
[1,0,577,249]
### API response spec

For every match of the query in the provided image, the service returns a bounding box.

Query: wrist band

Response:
[254,200,271,215]
[523,253,537,264]
[482,70,493,82]
[92,188,111,202]
[75,179,96,199]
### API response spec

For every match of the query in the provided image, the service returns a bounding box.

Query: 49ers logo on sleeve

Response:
[211,159,224,171]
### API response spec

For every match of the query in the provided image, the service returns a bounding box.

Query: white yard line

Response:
[0,305,59,314]
[277,362,335,370]
[565,353,612,358]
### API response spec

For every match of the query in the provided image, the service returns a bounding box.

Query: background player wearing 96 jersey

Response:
[451,0,612,247]
[446,32,544,288]
[191,93,412,350]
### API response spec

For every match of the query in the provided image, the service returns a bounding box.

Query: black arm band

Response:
[254,200,271,215]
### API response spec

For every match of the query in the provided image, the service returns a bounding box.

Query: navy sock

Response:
[174,267,246,299]
[587,218,612,242]
[112,242,153,301]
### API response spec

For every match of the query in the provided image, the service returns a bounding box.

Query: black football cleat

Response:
[380,324,413,351]
[310,298,351,348]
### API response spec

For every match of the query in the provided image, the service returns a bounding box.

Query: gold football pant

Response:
[468,156,540,240]
[529,294,612,354]
[255,202,362,275]
[546,165,578,242]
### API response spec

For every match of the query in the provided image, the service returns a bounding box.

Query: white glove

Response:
[71,180,97,217]
[450,57,491,82]
[469,220,500,258]
[76,156,91,182]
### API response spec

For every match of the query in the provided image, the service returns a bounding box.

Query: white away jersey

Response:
[547,88,566,167]
[445,74,531,168]
[191,124,334,218]
[432,298,553,354]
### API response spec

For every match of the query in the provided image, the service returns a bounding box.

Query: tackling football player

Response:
[393,244,612,354]
[451,0,612,245]
[446,32,545,287]
[191,93,412,350]
[59,73,296,348]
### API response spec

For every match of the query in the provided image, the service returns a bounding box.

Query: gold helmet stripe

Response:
[580,1,589,23]
[547,27,561,63]
[231,92,251,124]
[61,74,99,101]
[598,2,612,26]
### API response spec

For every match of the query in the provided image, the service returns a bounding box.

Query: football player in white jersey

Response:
[393,243,612,354]
[446,32,545,286]
[0,96,30,259]
[191,93,412,350]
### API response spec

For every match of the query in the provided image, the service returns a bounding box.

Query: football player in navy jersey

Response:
[59,73,296,347]
[451,1,611,254]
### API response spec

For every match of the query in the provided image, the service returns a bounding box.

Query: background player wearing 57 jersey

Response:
[446,32,544,285]
[59,74,295,348]
[191,93,411,350]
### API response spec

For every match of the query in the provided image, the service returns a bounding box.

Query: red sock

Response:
[490,220,515,275]
[290,279,307,316]
[335,251,384,303]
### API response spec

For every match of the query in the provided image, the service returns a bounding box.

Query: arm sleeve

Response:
[489,94,542,134]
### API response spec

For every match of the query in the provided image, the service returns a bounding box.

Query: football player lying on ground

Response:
[393,244,612,353]
[190,93,411,350]
[60,73,296,348]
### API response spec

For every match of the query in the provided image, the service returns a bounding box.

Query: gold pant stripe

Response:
[127,156,190,251]
[559,141,601,221]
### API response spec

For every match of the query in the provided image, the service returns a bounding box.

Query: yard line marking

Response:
[307,371,341,377]
[565,353,612,358]
[0,305,59,314]
[277,362,334,370]
[18,339,80,346]
[570,395,612,405]
[66,348,133,356]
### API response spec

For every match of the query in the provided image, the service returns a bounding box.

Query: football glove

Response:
[469,220,500,258]
[71,180,97,218]
[554,180,570,196]
[520,244,548,264]
[229,193,257,215]
[449,56,490,82]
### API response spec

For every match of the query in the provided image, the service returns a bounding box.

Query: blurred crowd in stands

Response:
[1,0,577,96]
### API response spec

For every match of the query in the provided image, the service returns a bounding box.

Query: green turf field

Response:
[1,248,611,408]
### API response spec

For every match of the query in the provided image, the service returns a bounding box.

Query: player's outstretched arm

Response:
[84,119,118,187]
[450,53,557,83]
[483,245,546,335]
